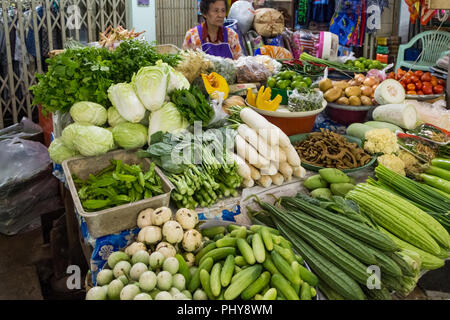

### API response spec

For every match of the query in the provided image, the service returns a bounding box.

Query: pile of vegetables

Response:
[73,159,164,212]
[294,129,372,169]
[32,40,181,115]
[387,69,445,95]
[187,223,319,300]
[251,194,426,300]
[228,107,306,188]
[86,206,202,300]
[344,57,385,72]
[138,129,242,209]
[303,168,356,200]
[319,74,380,106]
[266,70,313,92]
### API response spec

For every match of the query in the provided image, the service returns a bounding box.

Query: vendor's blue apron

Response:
[197,24,233,59]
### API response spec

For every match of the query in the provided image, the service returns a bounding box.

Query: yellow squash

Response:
[201,72,229,99]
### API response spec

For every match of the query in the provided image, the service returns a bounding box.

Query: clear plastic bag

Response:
[288,89,324,112]
[0,117,43,142]
[207,91,230,128]
[204,54,237,85]
[228,1,255,34]
[236,56,271,83]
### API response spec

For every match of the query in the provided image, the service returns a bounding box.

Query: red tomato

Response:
[406,90,417,95]
[407,83,416,91]
[415,82,423,90]
[431,76,438,87]
[388,72,395,79]
[422,82,433,95]
[400,81,407,89]
[433,85,444,94]
[421,72,432,82]
[417,90,424,95]
[410,75,419,83]
[414,70,424,77]
[404,78,412,84]
[437,79,446,86]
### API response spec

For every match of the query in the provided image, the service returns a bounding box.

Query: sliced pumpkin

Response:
[201,72,229,99]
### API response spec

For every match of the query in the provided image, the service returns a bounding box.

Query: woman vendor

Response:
[183,0,243,60]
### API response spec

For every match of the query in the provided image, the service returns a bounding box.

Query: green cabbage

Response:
[108,83,146,123]
[132,62,169,112]
[48,137,79,164]
[73,125,115,157]
[112,122,148,150]
[69,101,108,126]
[148,102,189,143]
[61,122,91,150]
[107,107,127,127]
[160,61,190,94]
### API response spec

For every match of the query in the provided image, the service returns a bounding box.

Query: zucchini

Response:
[290,210,377,265]
[276,221,366,300]
[224,265,262,300]
[241,271,271,300]
[281,196,398,252]
[270,274,300,300]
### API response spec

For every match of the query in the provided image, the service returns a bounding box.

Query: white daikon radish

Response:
[276,146,287,163]
[270,172,285,186]
[269,123,291,149]
[248,164,261,181]
[282,145,301,167]
[238,124,276,160]
[240,108,279,146]
[260,163,278,176]
[235,134,270,169]
[282,172,293,182]
[242,178,254,188]
[257,175,272,188]
[372,103,417,130]
[229,152,251,180]
[279,162,293,179]
[292,166,306,179]
[374,79,405,105]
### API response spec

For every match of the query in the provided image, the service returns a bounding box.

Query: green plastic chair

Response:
[395,30,450,71]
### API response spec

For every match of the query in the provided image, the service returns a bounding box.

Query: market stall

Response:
[17,6,449,301]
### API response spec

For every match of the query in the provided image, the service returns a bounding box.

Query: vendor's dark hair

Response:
[200,0,229,16]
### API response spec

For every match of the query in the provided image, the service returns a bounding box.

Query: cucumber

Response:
[195,242,217,265]
[216,236,237,248]
[199,269,215,300]
[260,227,274,251]
[298,263,319,286]
[241,271,271,300]
[175,254,191,287]
[201,226,226,238]
[234,256,248,267]
[230,227,247,238]
[262,254,280,275]
[364,121,404,133]
[304,175,329,191]
[271,251,301,286]
[220,255,235,287]
[213,233,225,241]
[263,288,277,300]
[252,233,266,263]
[188,257,214,292]
[250,225,280,235]
[270,274,299,300]
[273,244,295,264]
[224,265,263,300]
[346,123,374,140]
[198,247,236,266]
[300,282,312,300]
[210,263,222,297]
[237,238,256,265]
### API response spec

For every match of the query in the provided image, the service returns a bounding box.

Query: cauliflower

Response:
[364,128,399,155]
[377,154,406,176]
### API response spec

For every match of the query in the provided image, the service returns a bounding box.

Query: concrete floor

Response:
[0,226,448,300]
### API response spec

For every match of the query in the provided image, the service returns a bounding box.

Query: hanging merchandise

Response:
[329,0,366,47]
[404,0,420,23]
[420,0,437,25]
[310,0,335,24]
[297,0,309,27]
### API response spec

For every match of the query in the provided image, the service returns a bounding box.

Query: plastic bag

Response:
[407,100,450,131]
[253,8,285,38]
[290,30,319,59]
[0,117,43,142]
[204,54,237,85]
[207,91,230,128]
[288,89,324,112]
[0,138,52,192]
[236,56,271,83]
[253,55,282,75]
[366,63,394,82]
[228,1,255,34]
[255,45,293,59]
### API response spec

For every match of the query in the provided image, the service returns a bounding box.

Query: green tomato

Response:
[354,61,363,68]
[277,80,288,90]
[293,75,304,82]
[279,71,291,80]
[284,79,292,87]
[287,71,296,79]
[267,77,277,88]
[358,57,367,62]
[345,60,354,65]
[291,81,302,89]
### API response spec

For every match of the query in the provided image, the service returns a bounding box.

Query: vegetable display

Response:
[294,130,372,169]
[73,159,164,212]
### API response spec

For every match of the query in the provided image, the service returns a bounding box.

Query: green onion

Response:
[300,53,361,72]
